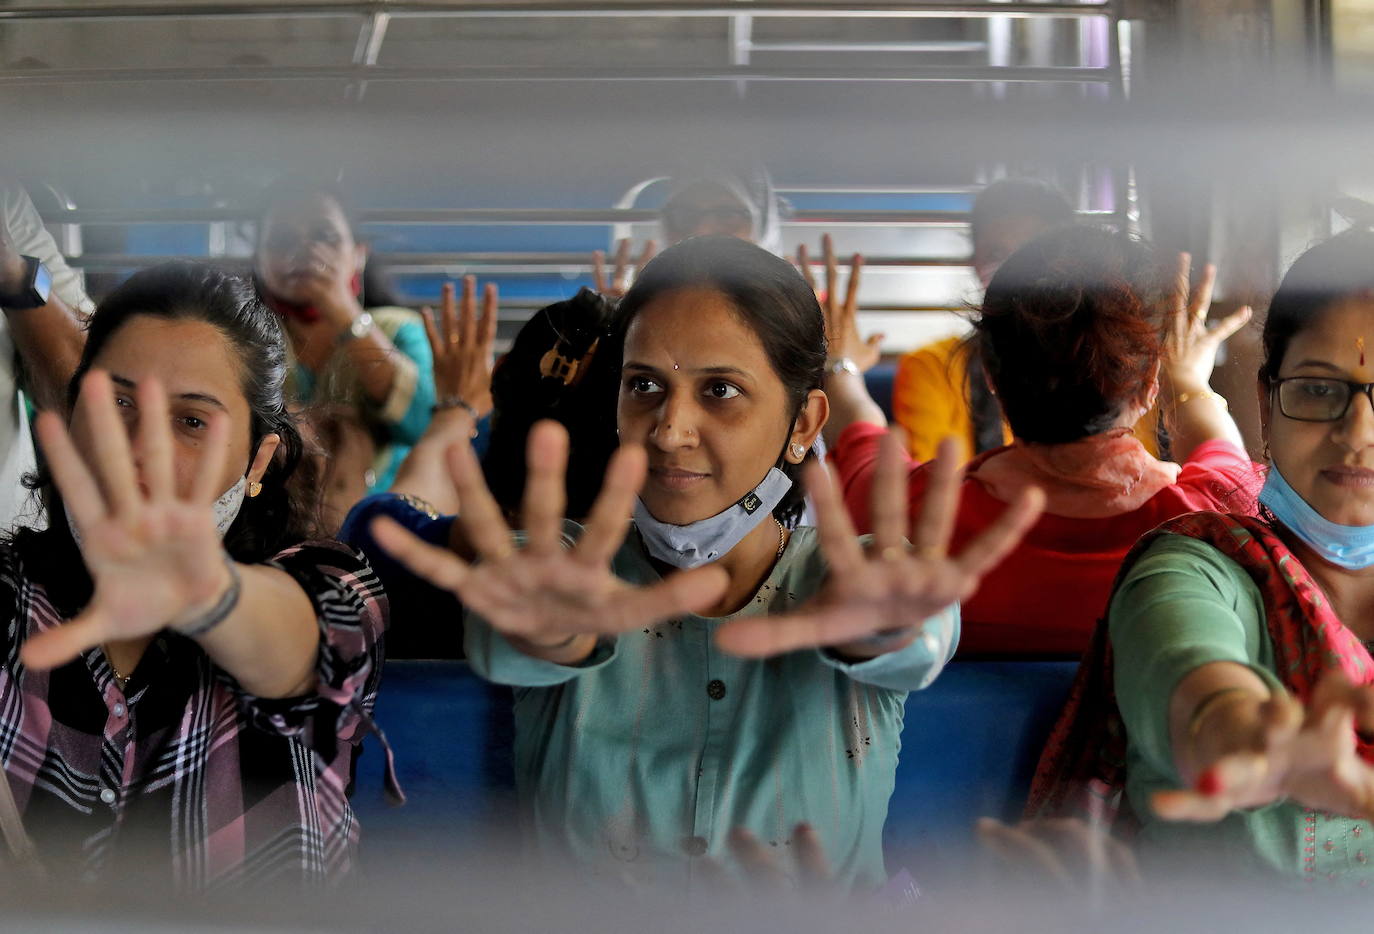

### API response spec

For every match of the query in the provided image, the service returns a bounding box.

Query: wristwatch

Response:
[0,256,52,311]
[339,310,375,345]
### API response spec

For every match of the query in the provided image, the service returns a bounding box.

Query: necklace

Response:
[105,647,131,692]
[774,518,787,558]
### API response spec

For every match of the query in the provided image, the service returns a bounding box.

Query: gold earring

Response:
[248,480,263,498]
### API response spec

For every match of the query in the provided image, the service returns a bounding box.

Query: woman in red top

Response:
[824,225,1260,656]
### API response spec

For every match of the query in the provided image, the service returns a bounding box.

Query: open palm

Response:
[372,420,727,646]
[22,371,236,670]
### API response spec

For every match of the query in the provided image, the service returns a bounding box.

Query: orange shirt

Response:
[892,335,1160,462]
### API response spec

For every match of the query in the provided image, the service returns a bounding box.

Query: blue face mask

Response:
[1259,464,1374,570]
[634,467,793,570]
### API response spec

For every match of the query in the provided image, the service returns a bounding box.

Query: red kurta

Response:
[828,422,1262,657]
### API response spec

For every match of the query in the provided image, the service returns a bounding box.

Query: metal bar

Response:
[44,207,1116,226]
[348,9,391,102]
[0,2,1114,23]
[64,252,982,271]
[748,40,988,52]
[0,64,1114,86]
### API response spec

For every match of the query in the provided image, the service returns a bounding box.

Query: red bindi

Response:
[1196,767,1223,797]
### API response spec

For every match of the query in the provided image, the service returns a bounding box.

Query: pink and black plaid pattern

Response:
[0,539,387,889]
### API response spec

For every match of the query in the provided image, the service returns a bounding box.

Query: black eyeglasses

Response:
[1272,377,1374,422]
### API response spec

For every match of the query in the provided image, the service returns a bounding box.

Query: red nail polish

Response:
[1197,767,1222,796]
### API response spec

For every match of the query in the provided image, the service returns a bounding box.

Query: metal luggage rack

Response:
[0,1,1123,92]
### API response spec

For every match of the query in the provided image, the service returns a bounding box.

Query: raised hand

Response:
[21,371,236,670]
[421,274,498,418]
[371,420,727,653]
[592,237,658,300]
[797,233,883,372]
[285,241,363,328]
[1153,671,1374,823]
[715,434,1043,658]
[1161,252,1251,393]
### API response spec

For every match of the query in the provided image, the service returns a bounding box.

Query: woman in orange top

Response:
[891,180,1165,462]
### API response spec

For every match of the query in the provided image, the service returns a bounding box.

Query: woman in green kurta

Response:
[374,236,1043,892]
[1029,230,1374,890]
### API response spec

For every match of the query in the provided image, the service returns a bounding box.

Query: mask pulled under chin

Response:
[1259,464,1374,570]
[633,467,793,570]
[66,475,249,553]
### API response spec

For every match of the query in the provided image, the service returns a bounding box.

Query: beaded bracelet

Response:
[432,395,480,420]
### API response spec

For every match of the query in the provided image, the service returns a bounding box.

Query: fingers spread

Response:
[521,420,570,556]
[370,515,472,595]
[870,429,914,553]
[591,249,607,293]
[481,282,500,348]
[1189,261,1217,323]
[188,412,232,506]
[796,243,815,291]
[592,565,729,634]
[78,370,140,519]
[441,280,458,345]
[135,377,175,501]
[729,827,786,890]
[910,436,961,558]
[35,410,106,531]
[791,823,832,888]
[460,275,478,348]
[577,443,646,567]
[20,608,110,672]
[803,459,865,579]
[1211,304,1252,343]
[953,486,1044,581]
[447,440,517,560]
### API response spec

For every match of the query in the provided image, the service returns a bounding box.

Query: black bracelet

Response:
[171,558,243,639]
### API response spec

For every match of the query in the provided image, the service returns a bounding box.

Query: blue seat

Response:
[864,363,897,421]
[352,659,1076,875]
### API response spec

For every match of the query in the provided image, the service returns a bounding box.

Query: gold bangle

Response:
[1175,389,1229,412]
[1187,686,1258,740]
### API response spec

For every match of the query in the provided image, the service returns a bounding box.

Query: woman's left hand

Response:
[798,233,883,372]
[21,371,237,670]
[422,275,498,418]
[715,434,1044,658]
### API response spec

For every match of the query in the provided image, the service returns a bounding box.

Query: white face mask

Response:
[633,467,793,569]
[66,475,249,552]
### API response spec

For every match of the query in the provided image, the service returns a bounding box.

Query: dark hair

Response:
[614,235,826,527]
[1261,229,1374,383]
[970,179,1075,243]
[973,225,1166,444]
[254,177,399,308]
[481,287,621,520]
[12,262,317,612]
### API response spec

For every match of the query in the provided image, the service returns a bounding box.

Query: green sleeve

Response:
[1108,533,1285,785]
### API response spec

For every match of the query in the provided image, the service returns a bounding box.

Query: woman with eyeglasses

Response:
[1029,230,1374,888]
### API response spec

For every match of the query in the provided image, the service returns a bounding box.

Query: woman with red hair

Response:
[823,225,1258,656]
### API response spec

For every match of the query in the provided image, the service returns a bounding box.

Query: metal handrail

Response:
[0,64,1113,85]
[42,207,1114,226]
[62,252,983,272]
[0,2,1113,22]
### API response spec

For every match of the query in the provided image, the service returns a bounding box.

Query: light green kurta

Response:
[465,524,959,893]
[1110,533,1374,890]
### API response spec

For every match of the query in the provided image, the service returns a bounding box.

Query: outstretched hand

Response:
[592,237,659,300]
[371,420,727,652]
[1153,671,1374,824]
[422,274,498,418]
[22,371,236,670]
[715,434,1043,658]
[798,233,883,372]
[1160,252,1251,393]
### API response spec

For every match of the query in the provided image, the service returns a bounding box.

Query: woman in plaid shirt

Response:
[0,262,387,889]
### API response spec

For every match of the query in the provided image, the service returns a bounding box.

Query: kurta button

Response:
[99,788,116,805]
[112,703,125,718]
[1359,851,1368,864]
[707,679,726,701]
[683,836,708,857]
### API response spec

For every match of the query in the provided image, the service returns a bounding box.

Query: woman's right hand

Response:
[1153,671,1374,823]
[370,420,727,659]
[592,237,658,300]
[1160,252,1252,394]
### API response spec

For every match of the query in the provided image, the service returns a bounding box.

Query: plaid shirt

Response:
[0,539,388,889]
